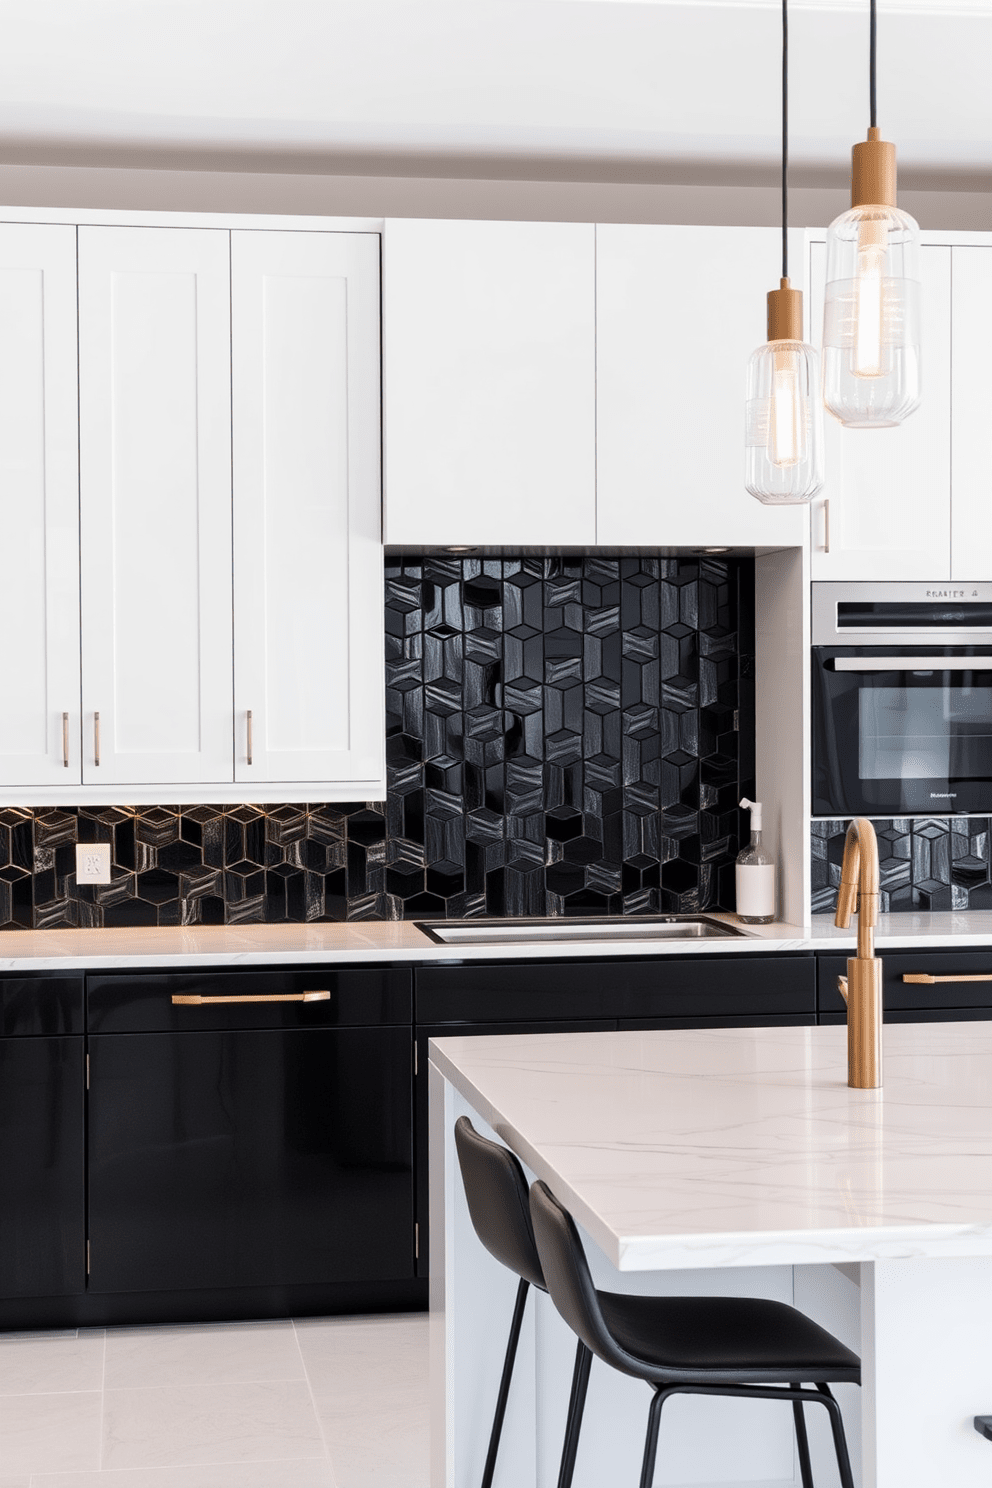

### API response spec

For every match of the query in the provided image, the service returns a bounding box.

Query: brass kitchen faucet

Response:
[834,817,883,1089]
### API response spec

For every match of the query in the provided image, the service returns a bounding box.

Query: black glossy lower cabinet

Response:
[0,1035,85,1297]
[88,1025,414,1295]
[818,949,992,1023]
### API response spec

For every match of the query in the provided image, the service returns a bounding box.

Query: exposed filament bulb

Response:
[854,217,887,378]
[770,346,803,467]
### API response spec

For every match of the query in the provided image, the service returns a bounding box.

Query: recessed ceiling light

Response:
[444,545,477,553]
[703,546,729,553]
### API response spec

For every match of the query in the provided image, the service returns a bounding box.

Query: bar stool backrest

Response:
[454,1116,545,1289]
[530,1179,649,1378]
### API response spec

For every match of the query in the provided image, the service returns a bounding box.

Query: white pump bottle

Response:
[735,798,776,925]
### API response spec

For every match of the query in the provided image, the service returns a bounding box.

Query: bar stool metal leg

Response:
[639,1386,672,1488]
[556,1339,592,1488]
[816,1384,856,1488]
[481,1277,530,1488]
[792,1398,814,1488]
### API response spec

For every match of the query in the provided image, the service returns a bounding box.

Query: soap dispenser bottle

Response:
[735,798,776,924]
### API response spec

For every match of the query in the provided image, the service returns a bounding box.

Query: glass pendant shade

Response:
[746,282,823,504]
[822,132,922,428]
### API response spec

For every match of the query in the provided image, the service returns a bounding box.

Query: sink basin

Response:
[415,915,754,946]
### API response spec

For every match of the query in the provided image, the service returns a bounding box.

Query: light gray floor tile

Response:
[297,1316,429,1488]
[0,1331,104,1396]
[295,1314,428,1402]
[29,1459,336,1487]
[104,1322,305,1390]
[102,1380,325,1472]
[316,1400,428,1488]
[0,1476,30,1487]
[0,1391,101,1475]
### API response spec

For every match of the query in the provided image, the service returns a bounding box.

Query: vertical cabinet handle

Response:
[93,712,100,767]
[246,709,253,766]
[822,499,831,553]
[62,712,69,768]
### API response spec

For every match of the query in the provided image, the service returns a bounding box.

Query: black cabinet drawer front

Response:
[0,977,83,1037]
[87,967,412,1032]
[821,1006,992,1026]
[88,1026,414,1294]
[819,952,992,1013]
[416,955,815,1023]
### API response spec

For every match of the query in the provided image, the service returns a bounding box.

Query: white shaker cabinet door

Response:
[232,231,384,794]
[78,227,234,787]
[0,224,80,792]
[596,225,807,548]
[808,239,952,580]
[950,247,992,581]
[383,218,596,547]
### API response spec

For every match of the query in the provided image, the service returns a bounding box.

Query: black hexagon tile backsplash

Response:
[3,556,758,928]
[811,817,992,914]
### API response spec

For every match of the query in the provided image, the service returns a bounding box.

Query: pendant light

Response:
[822,0,921,427]
[745,0,823,505]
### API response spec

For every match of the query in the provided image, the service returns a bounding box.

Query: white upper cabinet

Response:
[78,227,234,786]
[596,225,807,549]
[383,218,596,547]
[808,239,952,580]
[0,224,80,792]
[232,230,384,794]
[950,246,992,581]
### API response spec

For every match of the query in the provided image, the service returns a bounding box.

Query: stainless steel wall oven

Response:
[812,583,992,817]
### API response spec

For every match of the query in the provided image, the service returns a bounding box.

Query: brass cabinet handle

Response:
[94,711,100,767]
[62,712,69,768]
[171,991,331,1005]
[822,498,830,553]
[903,973,992,985]
[246,709,253,766]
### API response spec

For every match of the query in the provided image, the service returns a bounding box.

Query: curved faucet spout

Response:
[834,816,880,962]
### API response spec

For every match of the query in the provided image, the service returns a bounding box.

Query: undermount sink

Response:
[415,915,755,946]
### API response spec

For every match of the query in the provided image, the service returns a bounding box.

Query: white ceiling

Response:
[1,1,990,190]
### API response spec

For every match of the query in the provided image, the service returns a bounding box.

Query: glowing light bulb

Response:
[854,219,887,378]
[770,348,802,466]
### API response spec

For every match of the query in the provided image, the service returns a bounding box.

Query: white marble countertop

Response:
[431,1021,992,1272]
[2,910,992,969]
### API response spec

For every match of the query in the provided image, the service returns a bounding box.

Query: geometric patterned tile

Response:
[811,816,992,914]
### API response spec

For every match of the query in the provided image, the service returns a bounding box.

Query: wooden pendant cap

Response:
[852,127,897,208]
[767,279,803,342]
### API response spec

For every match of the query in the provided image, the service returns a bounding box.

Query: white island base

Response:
[429,1026,992,1488]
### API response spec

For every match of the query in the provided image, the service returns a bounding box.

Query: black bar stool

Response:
[530,1178,860,1488]
[454,1117,591,1488]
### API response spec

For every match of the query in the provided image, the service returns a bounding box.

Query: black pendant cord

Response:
[869,0,877,128]
[781,0,789,281]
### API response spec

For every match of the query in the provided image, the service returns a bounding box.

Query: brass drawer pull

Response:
[902,973,992,985]
[171,991,331,1005]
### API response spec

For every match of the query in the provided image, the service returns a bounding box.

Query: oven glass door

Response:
[812,647,992,816]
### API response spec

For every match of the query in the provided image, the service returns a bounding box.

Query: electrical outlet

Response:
[75,843,112,884]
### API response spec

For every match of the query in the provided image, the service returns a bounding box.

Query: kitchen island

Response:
[430,1023,992,1487]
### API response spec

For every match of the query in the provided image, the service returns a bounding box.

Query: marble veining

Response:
[430,1022,992,1270]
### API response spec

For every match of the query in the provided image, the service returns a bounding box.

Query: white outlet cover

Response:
[75,843,112,884]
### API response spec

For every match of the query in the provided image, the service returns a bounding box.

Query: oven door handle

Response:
[832,657,991,672]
